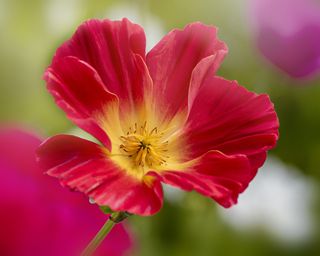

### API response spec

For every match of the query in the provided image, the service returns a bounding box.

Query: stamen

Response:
[150,127,157,135]
[119,122,169,168]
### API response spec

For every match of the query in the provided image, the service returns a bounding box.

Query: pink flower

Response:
[250,0,320,78]
[0,128,133,256]
[38,19,279,216]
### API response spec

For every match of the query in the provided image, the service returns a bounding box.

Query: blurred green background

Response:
[1,0,319,255]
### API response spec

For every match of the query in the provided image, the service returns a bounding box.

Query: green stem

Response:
[81,212,130,256]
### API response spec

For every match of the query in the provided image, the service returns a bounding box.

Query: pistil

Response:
[119,122,169,168]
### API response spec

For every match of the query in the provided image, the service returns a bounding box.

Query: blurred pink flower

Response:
[250,0,320,78]
[0,128,133,256]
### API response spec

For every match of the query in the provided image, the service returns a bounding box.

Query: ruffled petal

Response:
[186,70,279,169]
[44,56,118,149]
[146,22,227,121]
[52,18,151,106]
[154,151,251,207]
[37,135,163,216]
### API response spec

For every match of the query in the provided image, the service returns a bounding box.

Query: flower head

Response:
[38,18,279,216]
[0,128,133,256]
[250,0,320,78]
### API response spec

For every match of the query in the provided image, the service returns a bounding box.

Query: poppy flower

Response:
[37,18,279,216]
[250,0,320,78]
[0,128,133,256]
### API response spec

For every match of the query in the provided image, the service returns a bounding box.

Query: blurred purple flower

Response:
[0,128,134,256]
[250,0,320,78]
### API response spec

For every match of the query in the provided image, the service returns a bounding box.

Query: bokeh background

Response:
[1,0,320,255]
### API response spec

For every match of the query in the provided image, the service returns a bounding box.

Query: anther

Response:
[119,122,169,168]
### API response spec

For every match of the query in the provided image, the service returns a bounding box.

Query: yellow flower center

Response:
[119,122,169,168]
[98,102,189,180]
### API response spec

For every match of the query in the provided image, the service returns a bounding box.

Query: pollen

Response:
[119,122,169,168]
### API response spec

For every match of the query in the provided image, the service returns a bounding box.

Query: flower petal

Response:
[251,0,320,78]
[37,135,163,216]
[186,72,279,169]
[155,151,251,208]
[0,129,133,256]
[52,18,151,105]
[146,22,227,121]
[0,127,42,176]
[45,56,118,148]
